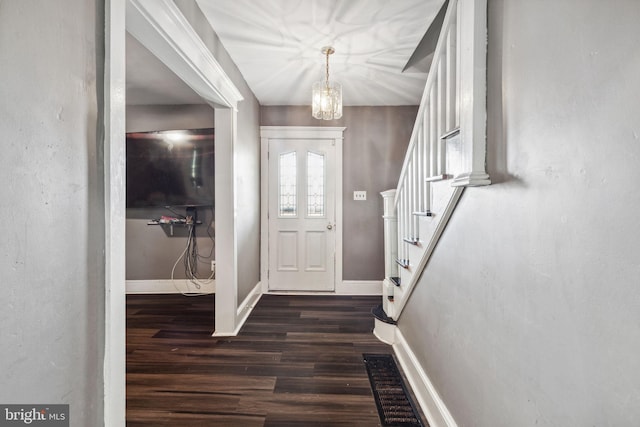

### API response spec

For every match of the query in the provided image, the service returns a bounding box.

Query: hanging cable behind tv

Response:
[170,205,215,296]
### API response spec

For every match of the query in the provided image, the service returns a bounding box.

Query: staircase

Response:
[374,0,490,344]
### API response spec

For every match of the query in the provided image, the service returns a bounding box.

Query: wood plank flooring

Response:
[126,294,396,426]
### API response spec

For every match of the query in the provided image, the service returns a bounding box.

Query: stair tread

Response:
[372,304,397,325]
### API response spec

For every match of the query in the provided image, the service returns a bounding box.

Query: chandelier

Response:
[312,46,342,120]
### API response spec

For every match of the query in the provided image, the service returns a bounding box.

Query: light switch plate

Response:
[353,191,367,201]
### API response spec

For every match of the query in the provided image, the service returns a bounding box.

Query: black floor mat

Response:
[363,354,424,427]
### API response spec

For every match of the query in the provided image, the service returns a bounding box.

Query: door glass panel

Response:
[279,151,297,216]
[307,151,325,217]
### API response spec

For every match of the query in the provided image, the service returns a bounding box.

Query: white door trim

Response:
[126,0,243,110]
[104,1,126,425]
[125,0,244,336]
[106,1,244,424]
[260,126,345,293]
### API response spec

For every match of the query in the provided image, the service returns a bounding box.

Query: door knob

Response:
[327,224,333,230]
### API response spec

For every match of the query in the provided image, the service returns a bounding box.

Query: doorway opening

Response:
[105,0,244,423]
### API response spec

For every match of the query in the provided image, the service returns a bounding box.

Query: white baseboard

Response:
[264,280,382,296]
[212,282,263,337]
[336,280,382,295]
[236,281,263,331]
[393,328,458,427]
[373,318,396,345]
[126,279,215,294]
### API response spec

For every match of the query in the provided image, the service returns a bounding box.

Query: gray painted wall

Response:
[399,1,640,425]
[126,104,214,133]
[0,0,104,425]
[261,106,417,280]
[125,105,215,281]
[175,0,262,303]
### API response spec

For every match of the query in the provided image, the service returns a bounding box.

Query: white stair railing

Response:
[381,0,490,321]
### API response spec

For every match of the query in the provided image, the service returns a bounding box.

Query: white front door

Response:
[267,137,336,291]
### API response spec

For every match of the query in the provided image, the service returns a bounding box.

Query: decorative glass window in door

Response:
[307,151,325,217]
[279,151,297,216]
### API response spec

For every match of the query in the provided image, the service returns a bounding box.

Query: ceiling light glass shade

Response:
[312,80,342,120]
[312,46,342,120]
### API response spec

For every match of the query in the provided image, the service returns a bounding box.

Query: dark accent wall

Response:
[261,105,417,280]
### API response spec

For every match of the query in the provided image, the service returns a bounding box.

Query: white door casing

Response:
[126,0,244,338]
[268,138,335,291]
[107,6,246,425]
[261,127,345,293]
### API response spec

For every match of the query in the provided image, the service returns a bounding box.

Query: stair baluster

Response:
[378,0,491,324]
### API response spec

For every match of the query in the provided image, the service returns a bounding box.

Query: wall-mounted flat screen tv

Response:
[126,128,214,208]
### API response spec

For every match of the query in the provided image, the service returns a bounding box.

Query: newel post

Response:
[381,190,398,279]
[380,189,398,316]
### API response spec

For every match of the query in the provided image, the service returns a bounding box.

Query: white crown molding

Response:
[126,0,243,110]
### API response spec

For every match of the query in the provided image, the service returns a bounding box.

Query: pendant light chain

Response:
[325,49,330,88]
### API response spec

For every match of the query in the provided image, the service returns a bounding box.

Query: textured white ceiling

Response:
[196,0,444,106]
[126,0,443,107]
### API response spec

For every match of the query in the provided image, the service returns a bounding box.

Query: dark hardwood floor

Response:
[126,293,397,426]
